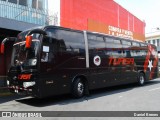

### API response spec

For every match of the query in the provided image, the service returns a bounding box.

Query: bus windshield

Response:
[11,31,40,67]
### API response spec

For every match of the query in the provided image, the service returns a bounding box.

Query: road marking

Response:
[148,87,160,91]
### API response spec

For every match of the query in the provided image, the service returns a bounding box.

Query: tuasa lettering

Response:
[109,58,134,65]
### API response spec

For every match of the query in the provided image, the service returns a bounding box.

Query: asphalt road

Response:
[1,78,160,120]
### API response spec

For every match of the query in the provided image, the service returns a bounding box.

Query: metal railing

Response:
[0,1,54,26]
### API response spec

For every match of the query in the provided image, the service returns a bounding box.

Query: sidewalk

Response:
[0,78,12,96]
[0,87,12,96]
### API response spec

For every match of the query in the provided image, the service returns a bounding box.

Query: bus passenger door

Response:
[39,36,61,97]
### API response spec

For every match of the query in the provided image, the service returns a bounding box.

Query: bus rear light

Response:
[0,43,4,54]
[18,74,32,80]
[25,35,32,49]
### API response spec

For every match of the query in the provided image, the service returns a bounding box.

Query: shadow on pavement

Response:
[0,94,24,104]
[0,87,27,104]
[15,79,160,107]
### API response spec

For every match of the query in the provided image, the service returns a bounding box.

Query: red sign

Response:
[18,74,31,80]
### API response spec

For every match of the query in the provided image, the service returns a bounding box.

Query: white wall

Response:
[48,0,60,26]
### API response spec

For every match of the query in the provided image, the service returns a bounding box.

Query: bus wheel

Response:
[138,73,145,86]
[72,78,85,98]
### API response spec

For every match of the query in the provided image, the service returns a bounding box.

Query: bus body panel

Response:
[5,25,159,98]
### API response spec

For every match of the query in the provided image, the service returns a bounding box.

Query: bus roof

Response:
[24,25,147,45]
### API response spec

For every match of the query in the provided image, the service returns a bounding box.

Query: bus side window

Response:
[58,39,66,52]
[88,34,105,55]
[56,29,85,55]
[121,40,132,57]
[105,37,123,57]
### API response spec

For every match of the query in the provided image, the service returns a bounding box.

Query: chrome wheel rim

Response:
[77,82,84,95]
[140,75,144,84]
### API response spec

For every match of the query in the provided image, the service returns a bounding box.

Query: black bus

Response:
[1,26,159,98]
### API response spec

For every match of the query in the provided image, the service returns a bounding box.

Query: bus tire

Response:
[138,72,145,86]
[72,78,85,98]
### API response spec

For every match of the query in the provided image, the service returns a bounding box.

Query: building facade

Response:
[0,0,146,86]
[0,0,49,86]
[49,0,145,42]
[0,0,48,30]
[145,31,160,53]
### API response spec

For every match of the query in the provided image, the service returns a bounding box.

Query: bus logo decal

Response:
[18,74,32,80]
[144,44,158,79]
[94,55,101,66]
[148,60,153,71]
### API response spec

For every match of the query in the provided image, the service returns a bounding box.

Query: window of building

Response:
[105,37,123,57]
[19,0,27,6]
[38,0,43,10]
[32,0,43,10]
[157,39,159,46]
[32,0,37,9]
[148,41,150,44]
[153,40,155,45]
[8,0,17,4]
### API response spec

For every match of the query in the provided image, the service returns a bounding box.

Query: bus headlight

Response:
[23,82,35,88]
[7,80,10,86]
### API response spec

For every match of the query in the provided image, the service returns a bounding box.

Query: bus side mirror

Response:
[0,43,4,54]
[25,36,32,49]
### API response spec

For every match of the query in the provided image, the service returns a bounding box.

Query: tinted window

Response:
[41,37,57,63]
[57,30,85,54]
[132,42,140,46]
[88,34,105,55]
[46,28,85,54]
[122,40,131,46]
[130,50,147,57]
[105,37,122,49]
[105,37,123,57]
[122,40,132,49]
[88,34,105,49]
[140,43,147,47]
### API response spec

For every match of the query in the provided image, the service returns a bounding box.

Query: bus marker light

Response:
[0,43,4,54]
[7,80,10,86]
[25,35,32,49]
